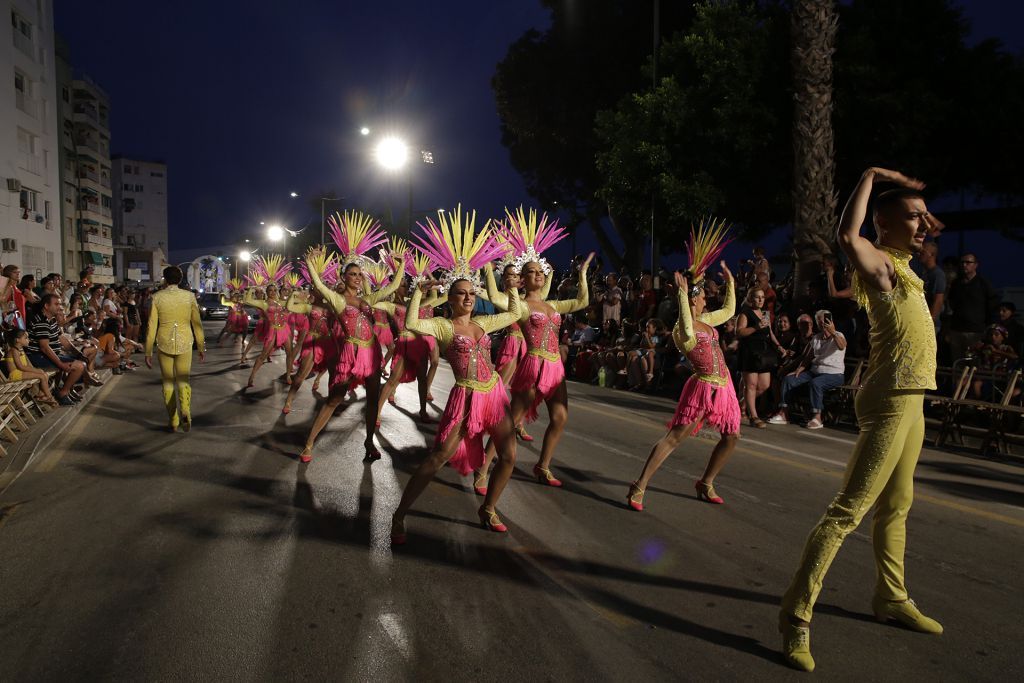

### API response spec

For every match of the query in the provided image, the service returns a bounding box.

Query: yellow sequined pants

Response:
[781,384,925,622]
[158,351,193,427]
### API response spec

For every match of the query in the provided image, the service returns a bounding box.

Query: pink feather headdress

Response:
[411,205,505,293]
[500,206,568,276]
[300,249,339,288]
[249,253,291,285]
[685,216,733,295]
[364,261,392,289]
[328,210,388,268]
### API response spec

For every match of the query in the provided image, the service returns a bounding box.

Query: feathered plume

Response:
[685,216,733,289]
[226,277,245,292]
[405,251,435,283]
[328,210,388,267]
[501,206,568,275]
[285,272,302,288]
[300,248,339,288]
[411,205,504,292]
[245,271,267,288]
[381,236,410,275]
[251,253,291,284]
[364,261,392,289]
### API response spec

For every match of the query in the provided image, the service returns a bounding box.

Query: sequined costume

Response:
[243,292,291,350]
[481,267,552,375]
[145,287,206,428]
[376,295,443,383]
[307,263,400,389]
[220,296,249,334]
[287,299,336,372]
[372,307,395,349]
[405,287,520,474]
[501,269,588,422]
[669,278,740,434]
[782,247,937,623]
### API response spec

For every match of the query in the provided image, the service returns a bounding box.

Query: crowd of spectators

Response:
[525,245,1023,429]
[0,265,147,408]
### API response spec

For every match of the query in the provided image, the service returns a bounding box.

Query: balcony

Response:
[15,90,37,118]
[19,153,41,176]
[100,206,112,218]
[13,29,33,59]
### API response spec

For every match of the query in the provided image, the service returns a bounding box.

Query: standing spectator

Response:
[754,271,777,322]
[102,287,121,321]
[88,285,106,321]
[597,273,623,324]
[27,294,90,405]
[634,272,657,320]
[655,278,679,329]
[918,242,945,334]
[997,302,1024,356]
[945,253,999,361]
[737,287,781,428]
[769,310,847,429]
[2,264,27,326]
[124,289,142,341]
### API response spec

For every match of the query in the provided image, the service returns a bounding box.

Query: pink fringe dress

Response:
[300,308,337,373]
[669,327,741,435]
[331,301,382,389]
[227,302,249,334]
[391,304,434,383]
[437,333,510,475]
[372,307,395,348]
[495,321,527,373]
[509,311,564,422]
[262,301,292,350]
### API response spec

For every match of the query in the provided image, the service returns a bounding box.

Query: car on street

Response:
[198,292,229,320]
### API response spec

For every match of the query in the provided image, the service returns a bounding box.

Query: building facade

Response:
[1,0,61,280]
[112,156,167,283]
[68,76,114,284]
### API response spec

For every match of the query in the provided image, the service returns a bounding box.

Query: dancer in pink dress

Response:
[374,252,444,426]
[243,255,293,389]
[482,207,592,488]
[217,279,249,363]
[299,212,401,463]
[391,206,519,545]
[281,256,340,415]
[283,274,308,385]
[628,218,740,511]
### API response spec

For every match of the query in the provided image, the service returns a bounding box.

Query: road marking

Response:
[570,392,1024,528]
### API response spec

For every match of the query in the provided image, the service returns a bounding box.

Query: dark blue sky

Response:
[56,1,1023,285]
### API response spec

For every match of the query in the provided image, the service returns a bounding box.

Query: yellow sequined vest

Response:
[852,246,937,391]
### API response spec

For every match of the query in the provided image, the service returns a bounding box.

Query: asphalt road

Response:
[0,322,1021,681]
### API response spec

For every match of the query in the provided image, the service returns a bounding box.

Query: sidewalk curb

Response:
[0,369,120,493]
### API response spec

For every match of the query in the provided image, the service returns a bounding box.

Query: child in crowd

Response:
[4,328,58,406]
[969,324,1019,399]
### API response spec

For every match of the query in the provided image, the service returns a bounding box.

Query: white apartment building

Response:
[112,156,167,282]
[69,76,113,283]
[1,0,61,280]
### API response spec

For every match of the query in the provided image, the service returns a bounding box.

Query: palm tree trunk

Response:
[791,0,838,305]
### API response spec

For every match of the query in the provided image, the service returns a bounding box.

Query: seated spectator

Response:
[768,310,847,429]
[19,274,40,306]
[95,318,127,372]
[27,294,91,405]
[968,324,1018,399]
[997,302,1024,357]
[569,316,598,347]
[626,318,666,390]
[655,278,679,330]
[3,328,58,406]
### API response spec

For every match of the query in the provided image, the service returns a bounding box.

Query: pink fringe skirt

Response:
[262,324,291,351]
[227,310,248,334]
[254,316,269,342]
[301,337,336,373]
[375,322,395,349]
[509,352,565,423]
[331,340,382,389]
[437,379,510,475]
[393,334,430,383]
[495,334,526,373]
[668,375,741,435]
[289,313,310,335]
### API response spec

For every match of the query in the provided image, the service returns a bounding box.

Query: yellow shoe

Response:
[872,597,943,634]
[778,612,815,672]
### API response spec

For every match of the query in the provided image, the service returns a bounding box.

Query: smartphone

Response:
[823,313,833,325]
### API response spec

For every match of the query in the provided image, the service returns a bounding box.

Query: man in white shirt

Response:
[598,273,623,323]
[769,310,847,429]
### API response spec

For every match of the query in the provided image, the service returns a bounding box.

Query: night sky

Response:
[55,1,1023,285]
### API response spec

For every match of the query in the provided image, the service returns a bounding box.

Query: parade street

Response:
[0,323,1021,682]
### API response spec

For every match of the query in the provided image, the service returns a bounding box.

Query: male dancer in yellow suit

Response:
[145,266,205,431]
[779,168,944,671]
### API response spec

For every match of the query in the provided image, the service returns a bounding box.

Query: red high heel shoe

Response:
[533,465,562,487]
[390,517,407,546]
[473,470,488,496]
[695,480,724,504]
[627,482,645,511]
[387,395,397,405]
[426,393,434,402]
[515,424,534,442]
[478,506,508,533]
[282,404,291,415]
[299,448,313,464]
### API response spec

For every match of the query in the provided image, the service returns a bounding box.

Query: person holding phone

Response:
[736,287,781,428]
[768,310,847,429]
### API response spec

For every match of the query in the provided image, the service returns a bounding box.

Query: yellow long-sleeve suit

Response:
[145,286,206,428]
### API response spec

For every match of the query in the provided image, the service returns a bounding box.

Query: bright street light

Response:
[267,225,284,242]
[375,136,409,170]
[289,191,299,198]
[239,250,251,262]
[360,126,371,136]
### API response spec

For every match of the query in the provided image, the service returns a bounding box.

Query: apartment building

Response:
[1,0,61,280]
[112,156,167,282]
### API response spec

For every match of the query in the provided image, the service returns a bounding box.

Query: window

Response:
[19,188,39,212]
[44,200,51,220]
[134,184,143,192]
[122,183,131,190]
[61,86,69,103]
[150,171,164,177]
[122,165,130,175]
[14,72,25,93]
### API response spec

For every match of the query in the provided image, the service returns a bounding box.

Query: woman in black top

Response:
[736,287,781,428]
